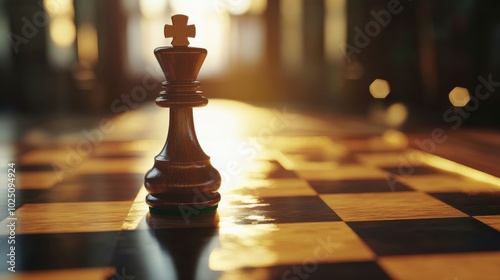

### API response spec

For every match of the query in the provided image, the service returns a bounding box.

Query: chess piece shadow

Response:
[107,212,220,280]
[146,212,221,280]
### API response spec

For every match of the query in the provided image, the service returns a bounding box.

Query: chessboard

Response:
[1,99,499,280]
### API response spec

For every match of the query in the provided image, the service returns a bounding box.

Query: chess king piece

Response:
[145,14,221,215]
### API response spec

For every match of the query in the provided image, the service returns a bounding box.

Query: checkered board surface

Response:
[1,104,500,280]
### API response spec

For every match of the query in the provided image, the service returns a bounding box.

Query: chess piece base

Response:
[144,107,221,215]
[145,155,221,214]
[148,204,219,216]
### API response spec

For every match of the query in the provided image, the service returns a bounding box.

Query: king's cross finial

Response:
[164,14,196,47]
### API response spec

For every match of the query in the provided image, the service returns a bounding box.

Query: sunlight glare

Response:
[209,223,279,270]
[170,0,230,77]
[416,150,500,188]
[225,0,252,15]
[44,0,74,17]
[139,0,168,18]
[50,17,76,48]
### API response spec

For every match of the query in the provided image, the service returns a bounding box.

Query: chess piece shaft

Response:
[145,45,221,214]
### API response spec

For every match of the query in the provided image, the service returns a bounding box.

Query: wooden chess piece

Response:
[145,15,221,215]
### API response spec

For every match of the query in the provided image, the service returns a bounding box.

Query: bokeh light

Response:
[77,23,98,65]
[43,0,74,17]
[385,103,408,127]
[382,129,408,148]
[49,17,76,48]
[448,87,470,107]
[369,79,391,99]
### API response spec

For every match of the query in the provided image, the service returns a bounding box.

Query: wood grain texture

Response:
[379,252,500,280]
[0,202,132,234]
[209,222,375,270]
[144,46,221,213]
[4,99,500,278]
[320,192,468,222]
[0,267,116,280]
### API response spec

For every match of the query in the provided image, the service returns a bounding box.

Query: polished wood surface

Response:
[1,100,500,279]
[144,15,221,214]
[144,45,221,213]
[164,14,196,47]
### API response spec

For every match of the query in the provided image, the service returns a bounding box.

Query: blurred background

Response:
[0,0,499,129]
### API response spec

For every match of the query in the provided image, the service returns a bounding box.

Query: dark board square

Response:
[431,192,500,216]
[309,178,413,194]
[224,261,391,280]
[17,164,54,172]
[381,166,445,176]
[0,231,119,271]
[34,173,143,203]
[111,227,220,280]
[226,196,341,224]
[348,217,500,256]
